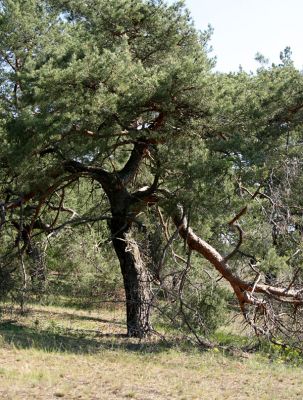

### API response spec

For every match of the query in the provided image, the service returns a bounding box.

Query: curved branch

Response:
[172,205,303,309]
[131,172,160,204]
[224,223,244,261]
[117,140,150,185]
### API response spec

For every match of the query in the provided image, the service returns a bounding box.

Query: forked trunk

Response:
[110,217,153,338]
[64,142,155,337]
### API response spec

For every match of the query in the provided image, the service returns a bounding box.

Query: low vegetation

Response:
[0,303,302,400]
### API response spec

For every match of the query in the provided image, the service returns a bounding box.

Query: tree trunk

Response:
[64,142,155,337]
[110,216,153,338]
[28,244,46,295]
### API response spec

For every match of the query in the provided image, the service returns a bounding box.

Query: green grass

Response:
[0,303,302,399]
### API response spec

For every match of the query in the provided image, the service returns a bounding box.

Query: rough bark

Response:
[65,139,156,337]
[97,140,155,337]
[27,244,46,294]
[110,215,153,337]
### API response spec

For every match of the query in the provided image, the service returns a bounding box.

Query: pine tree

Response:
[1,0,303,344]
[0,0,214,336]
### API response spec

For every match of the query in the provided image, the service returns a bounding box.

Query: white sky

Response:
[184,0,303,72]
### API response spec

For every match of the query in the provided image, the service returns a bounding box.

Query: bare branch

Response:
[171,203,303,342]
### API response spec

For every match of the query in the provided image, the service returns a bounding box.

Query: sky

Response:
[184,0,303,73]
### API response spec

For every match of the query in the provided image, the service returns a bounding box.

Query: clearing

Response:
[0,303,302,400]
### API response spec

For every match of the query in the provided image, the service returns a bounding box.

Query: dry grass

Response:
[0,303,302,400]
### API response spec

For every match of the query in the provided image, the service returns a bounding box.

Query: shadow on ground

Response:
[2,305,125,325]
[0,320,175,355]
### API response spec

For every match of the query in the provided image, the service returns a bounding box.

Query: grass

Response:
[0,303,302,399]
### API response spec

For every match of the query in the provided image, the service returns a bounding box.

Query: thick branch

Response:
[63,160,111,187]
[117,140,149,185]
[172,205,303,307]
[131,171,160,204]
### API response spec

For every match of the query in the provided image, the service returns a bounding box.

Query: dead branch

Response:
[172,204,303,342]
[224,223,244,261]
